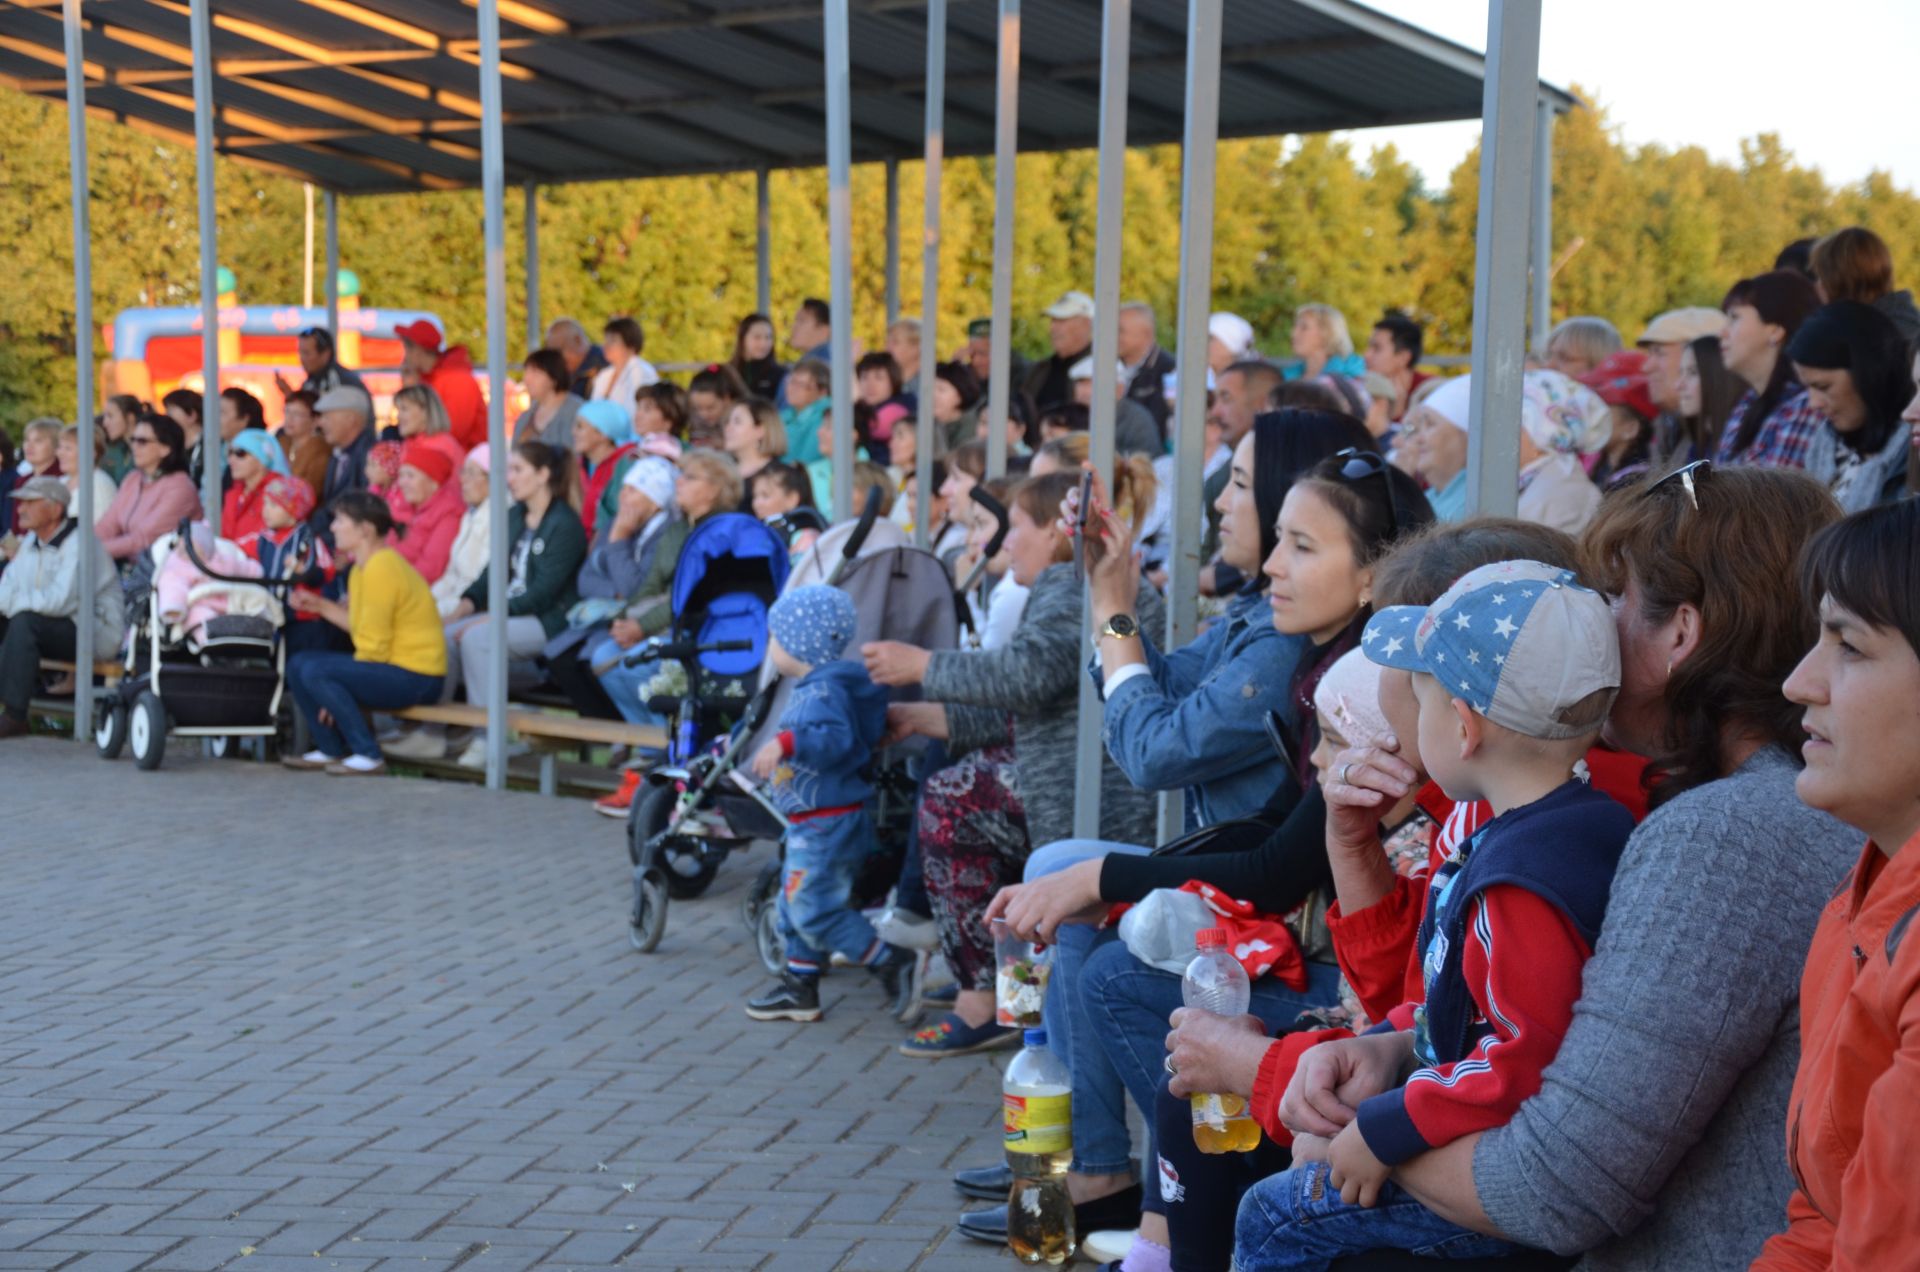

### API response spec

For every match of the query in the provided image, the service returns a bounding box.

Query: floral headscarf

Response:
[1520,369,1613,458]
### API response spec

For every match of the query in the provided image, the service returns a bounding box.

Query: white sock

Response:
[1120,1236,1170,1272]
[340,754,383,771]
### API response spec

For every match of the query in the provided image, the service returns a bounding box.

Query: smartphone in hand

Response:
[1072,469,1095,582]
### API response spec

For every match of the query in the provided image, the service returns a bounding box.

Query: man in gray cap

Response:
[312,385,375,536]
[0,477,124,740]
[1636,307,1727,462]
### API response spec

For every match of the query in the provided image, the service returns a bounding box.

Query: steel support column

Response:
[1464,0,1540,519]
[1159,0,1222,841]
[1072,0,1129,839]
[1530,97,1553,354]
[63,0,96,743]
[983,0,1020,481]
[884,157,901,330]
[188,0,221,533]
[525,181,540,355]
[324,190,340,338]
[756,166,771,316]
[824,0,855,521]
[915,0,946,548]
[478,0,511,790]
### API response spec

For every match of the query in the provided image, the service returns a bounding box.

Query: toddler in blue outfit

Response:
[744,585,922,1023]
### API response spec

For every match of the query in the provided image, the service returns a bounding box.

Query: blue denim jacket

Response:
[1094,587,1306,831]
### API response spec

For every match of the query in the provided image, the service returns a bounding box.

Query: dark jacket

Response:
[568,344,608,400]
[765,660,890,815]
[1022,347,1091,414]
[313,425,374,539]
[463,499,587,637]
[1874,289,1920,350]
[1125,346,1177,438]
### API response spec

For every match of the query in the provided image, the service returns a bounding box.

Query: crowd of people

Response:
[1,220,1919,1268]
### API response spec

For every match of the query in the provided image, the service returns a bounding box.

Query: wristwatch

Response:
[1096,613,1140,642]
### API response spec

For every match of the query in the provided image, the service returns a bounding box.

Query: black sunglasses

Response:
[1648,459,1711,511]
[1330,447,1397,538]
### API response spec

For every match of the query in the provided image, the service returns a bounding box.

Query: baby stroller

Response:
[626,490,964,969]
[95,520,301,770]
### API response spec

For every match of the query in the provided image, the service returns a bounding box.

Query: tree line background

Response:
[3,82,1918,421]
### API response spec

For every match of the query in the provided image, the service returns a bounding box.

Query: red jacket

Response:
[390,479,465,584]
[221,478,270,544]
[428,346,487,451]
[579,443,637,539]
[1752,832,1920,1271]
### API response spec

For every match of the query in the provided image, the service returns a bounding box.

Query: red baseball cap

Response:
[394,319,443,352]
[1577,350,1656,422]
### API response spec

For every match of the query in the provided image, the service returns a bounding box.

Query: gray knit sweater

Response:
[1472,747,1858,1269]
[922,562,1163,852]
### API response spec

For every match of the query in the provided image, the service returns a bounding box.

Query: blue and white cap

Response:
[1362,560,1619,742]
[768,584,858,668]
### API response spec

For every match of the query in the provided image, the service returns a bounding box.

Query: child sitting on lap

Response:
[1234,561,1634,1271]
[744,584,922,1024]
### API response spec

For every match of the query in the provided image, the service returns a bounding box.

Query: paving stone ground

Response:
[0,738,1016,1271]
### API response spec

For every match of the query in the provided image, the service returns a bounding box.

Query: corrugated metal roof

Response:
[0,0,1576,195]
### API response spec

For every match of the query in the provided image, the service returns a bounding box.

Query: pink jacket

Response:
[97,471,202,562]
[390,479,465,583]
[155,531,263,638]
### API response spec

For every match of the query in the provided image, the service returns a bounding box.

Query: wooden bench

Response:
[392,703,667,796]
[41,659,125,685]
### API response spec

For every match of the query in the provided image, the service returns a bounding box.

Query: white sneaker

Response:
[382,729,448,761]
[876,906,940,952]
[455,739,487,769]
[1081,1229,1136,1263]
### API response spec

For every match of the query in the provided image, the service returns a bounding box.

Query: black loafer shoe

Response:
[953,1162,1013,1200]
[956,1182,1143,1245]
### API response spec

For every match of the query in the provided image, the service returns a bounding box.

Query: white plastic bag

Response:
[1117,888,1217,976]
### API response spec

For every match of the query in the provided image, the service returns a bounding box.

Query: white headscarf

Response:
[1421,374,1473,433]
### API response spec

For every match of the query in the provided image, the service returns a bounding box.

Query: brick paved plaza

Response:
[0,739,1007,1271]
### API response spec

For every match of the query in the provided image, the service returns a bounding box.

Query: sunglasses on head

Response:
[1648,459,1711,511]
[1330,447,1397,538]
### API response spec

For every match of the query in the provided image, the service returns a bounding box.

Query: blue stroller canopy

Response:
[670,512,791,678]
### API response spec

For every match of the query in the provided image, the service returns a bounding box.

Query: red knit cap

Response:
[399,438,454,486]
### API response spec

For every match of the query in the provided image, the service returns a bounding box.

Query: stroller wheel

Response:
[95,698,128,760]
[628,869,669,953]
[742,859,781,934]
[130,691,167,771]
[754,894,785,977]
[627,782,674,868]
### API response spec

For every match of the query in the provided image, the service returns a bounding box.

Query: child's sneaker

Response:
[745,974,822,1022]
[869,946,926,1023]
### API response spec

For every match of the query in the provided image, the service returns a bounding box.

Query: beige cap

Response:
[1637,307,1726,346]
[1044,290,1095,321]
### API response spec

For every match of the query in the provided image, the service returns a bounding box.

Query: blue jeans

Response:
[778,810,882,976]
[1234,1163,1517,1270]
[588,633,669,731]
[286,653,443,761]
[1082,943,1344,1213]
[1023,838,1151,1177]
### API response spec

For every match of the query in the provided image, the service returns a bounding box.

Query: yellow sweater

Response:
[349,548,447,677]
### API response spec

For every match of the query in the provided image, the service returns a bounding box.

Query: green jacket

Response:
[464,499,588,637]
[618,514,695,637]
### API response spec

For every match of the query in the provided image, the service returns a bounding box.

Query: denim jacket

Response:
[1093,586,1305,831]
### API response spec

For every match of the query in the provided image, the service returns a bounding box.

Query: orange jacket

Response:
[1752,831,1920,1271]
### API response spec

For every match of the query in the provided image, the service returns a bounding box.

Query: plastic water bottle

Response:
[1182,927,1261,1153]
[1003,1028,1076,1265]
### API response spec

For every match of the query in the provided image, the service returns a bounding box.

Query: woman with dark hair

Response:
[729,313,787,402]
[590,315,659,411]
[95,413,201,564]
[1716,270,1827,469]
[161,388,208,486]
[283,490,446,777]
[687,363,749,450]
[1809,224,1920,347]
[219,386,267,438]
[1671,333,1745,466]
[1259,466,1854,1270]
[1757,498,1920,1267]
[513,347,583,450]
[635,381,690,445]
[441,441,587,768]
[1789,300,1917,510]
[932,361,985,452]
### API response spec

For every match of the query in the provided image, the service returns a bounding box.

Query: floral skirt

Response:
[918,744,1029,991]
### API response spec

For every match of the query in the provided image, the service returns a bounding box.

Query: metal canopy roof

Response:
[1,0,1576,195]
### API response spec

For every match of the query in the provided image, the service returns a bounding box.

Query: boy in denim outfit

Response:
[744,585,922,1024]
[1234,562,1634,1270]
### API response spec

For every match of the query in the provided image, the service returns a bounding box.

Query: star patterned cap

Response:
[768,584,858,669]
[1361,560,1620,742]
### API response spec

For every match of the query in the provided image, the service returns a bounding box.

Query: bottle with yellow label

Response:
[1184,928,1263,1153]
[1003,1028,1075,1265]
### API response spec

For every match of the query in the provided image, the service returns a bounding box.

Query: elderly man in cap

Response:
[962,317,1029,400]
[1636,306,1726,462]
[1021,290,1095,413]
[313,386,376,538]
[396,318,486,450]
[0,477,123,739]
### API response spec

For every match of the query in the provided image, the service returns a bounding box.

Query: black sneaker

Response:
[870,945,925,1023]
[745,974,822,1022]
